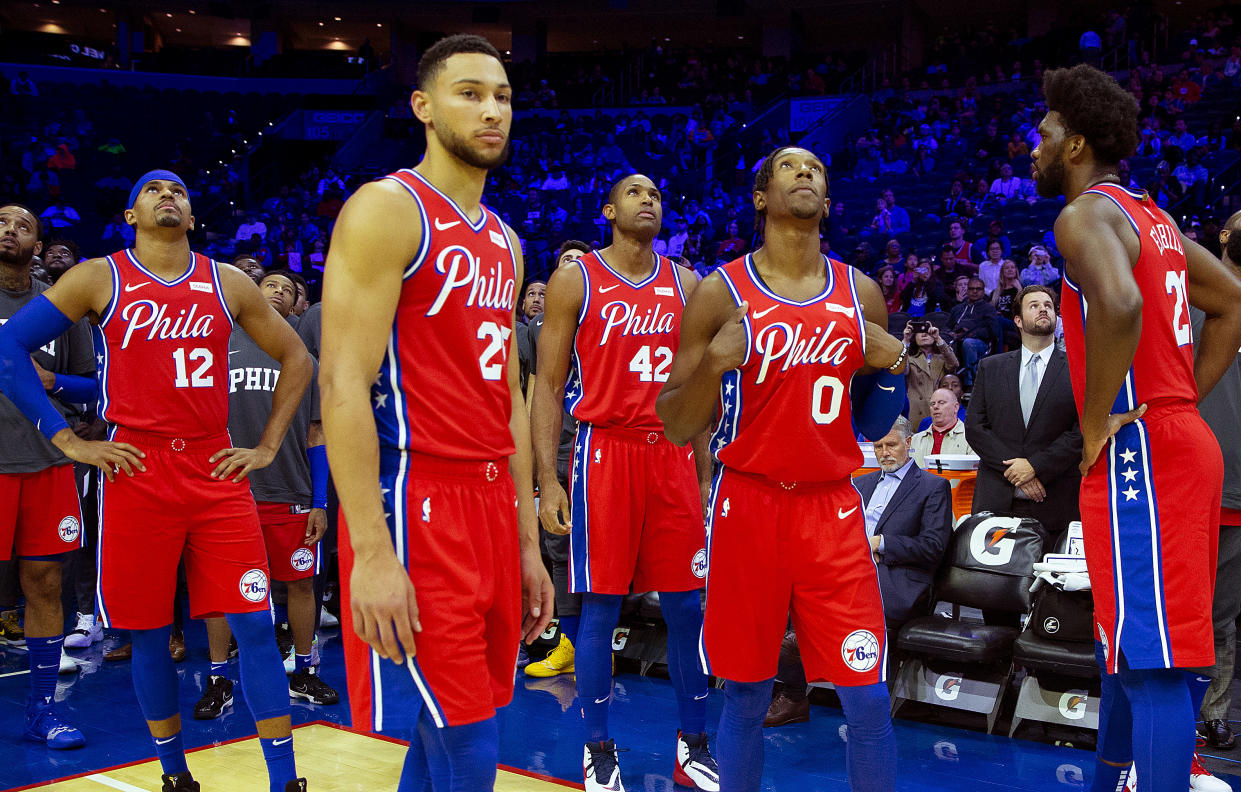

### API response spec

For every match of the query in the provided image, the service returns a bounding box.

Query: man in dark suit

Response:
[764,417,953,727]
[855,417,955,625]
[966,285,1082,540]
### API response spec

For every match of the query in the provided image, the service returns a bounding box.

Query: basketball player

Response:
[1031,65,1241,792]
[657,146,908,792]
[0,203,94,749]
[319,35,553,792]
[0,170,313,792]
[194,269,337,722]
[532,174,718,792]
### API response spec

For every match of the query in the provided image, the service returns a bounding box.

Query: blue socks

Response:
[259,736,297,792]
[226,610,290,723]
[836,682,896,792]
[659,590,708,735]
[1092,643,1132,792]
[26,635,62,708]
[559,614,580,646]
[577,593,623,742]
[209,660,228,679]
[295,653,313,672]
[717,678,773,792]
[132,626,187,775]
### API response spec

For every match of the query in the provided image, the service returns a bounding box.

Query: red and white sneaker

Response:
[674,731,719,791]
[1191,751,1233,792]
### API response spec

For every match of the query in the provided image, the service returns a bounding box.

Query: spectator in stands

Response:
[949,277,998,386]
[966,285,1081,539]
[1174,149,1210,206]
[666,217,689,258]
[1007,132,1029,160]
[897,253,920,291]
[901,264,948,317]
[39,198,79,231]
[1167,118,1199,152]
[541,166,570,192]
[876,266,902,314]
[882,188,911,233]
[945,220,976,271]
[992,260,1024,348]
[315,168,345,197]
[910,388,974,465]
[1117,159,1141,190]
[1149,160,1184,208]
[521,281,547,323]
[857,417,954,624]
[977,239,1008,294]
[988,163,1024,203]
[981,219,1013,259]
[46,144,75,173]
[231,254,264,284]
[42,239,79,283]
[10,70,38,96]
[869,197,893,236]
[881,240,904,271]
[715,221,747,262]
[101,213,136,248]
[942,179,968,220]
[555,239,591,270]
[1020,244,1059,287]
[235,212,267,242]
[903,320,959,430]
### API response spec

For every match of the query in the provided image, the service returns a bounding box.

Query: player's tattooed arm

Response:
[1176,220,1241,400]
[320,180,422,663]
[1056,196,1146,475]
[505,224,555,644]
[657,272,746,446]
[211,264,313,482]
[530,260,585,535]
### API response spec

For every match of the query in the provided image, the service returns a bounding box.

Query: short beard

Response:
[1023,318,1056,337]
[155,214,182,228]
[436,120,509,170]
[1034,155,1066,199]
[0,246,31,267]
[1226,232,1241,267]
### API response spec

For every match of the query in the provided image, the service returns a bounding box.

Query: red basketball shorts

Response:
[701,467,887,685]
[1081,405,1222,673]
[257,501,319,583]
[568,425,706,595]
[340,452,520,731]
[96,429,270,630]
[0,463,83,561]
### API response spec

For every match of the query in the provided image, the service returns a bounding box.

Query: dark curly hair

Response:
[752,146,830,235]
[1042,64,1139,167]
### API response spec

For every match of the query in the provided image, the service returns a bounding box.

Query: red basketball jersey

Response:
[96,249,233,437]
[371,168,517,460]
[711,254,866,482]
[566,251,687,431]
[1060,184,1199,415]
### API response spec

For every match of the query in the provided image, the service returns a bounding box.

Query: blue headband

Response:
[128,169,188,210]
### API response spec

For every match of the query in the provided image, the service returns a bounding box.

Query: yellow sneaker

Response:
[525,634,575,678]
[0,609,25,646]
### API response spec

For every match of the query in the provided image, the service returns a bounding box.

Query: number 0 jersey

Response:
[1060,183,1199,415]
[710,254,867,482]
[96,249,233,438]
[371,168,518,460]
[565,251,687,432]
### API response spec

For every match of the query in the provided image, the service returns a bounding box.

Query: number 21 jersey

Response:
[371,168,518,460]
[96,249,232,437]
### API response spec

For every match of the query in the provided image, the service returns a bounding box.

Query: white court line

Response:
[86,774,153,792]
[0,669,31,678]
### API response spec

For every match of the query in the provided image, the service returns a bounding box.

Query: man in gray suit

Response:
[966,285,1082,541]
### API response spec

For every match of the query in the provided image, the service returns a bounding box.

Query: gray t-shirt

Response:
[227,327,319,505]
[529,313,577,483]
[1191,307,1241,512]
[0,279,95,473]
[296,302,321,359]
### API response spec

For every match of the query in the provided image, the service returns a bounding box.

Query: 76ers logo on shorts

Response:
[57,516,81,543]
[290,548,315,573]
[239,569,269,603]
[691,549,708,579]
[840,629,880,672]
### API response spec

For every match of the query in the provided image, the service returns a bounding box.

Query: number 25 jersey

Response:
[565,251,687,432]
[370,168,518,460]
[710,254,867,482]
[96,249,232,438]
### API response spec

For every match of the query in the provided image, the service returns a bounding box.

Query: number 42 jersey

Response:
[370,168,518,460]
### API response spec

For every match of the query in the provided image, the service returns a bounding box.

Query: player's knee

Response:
[657,590,703,631]
[836,682,892,738]
[724,679,775,720]
[286,577,314,598]
[226,609,276,650]
[18,559,61,604]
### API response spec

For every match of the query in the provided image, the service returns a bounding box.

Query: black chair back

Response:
[936,513,1048,613]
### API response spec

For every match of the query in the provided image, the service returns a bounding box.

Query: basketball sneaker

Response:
[161,772,200,792]
[23,701,85,749]
[1191,752,1233,791]
[284,779,308,791]
[193,675,234,720]
[0,609,25,646]
[64,613,102,649]
[674,731,720,791]
[583,739,626,791]
[289,666,340,705]
[284,636,321,674]
[526,634,575,678]
[58,648,79,675]
[319,606,339,629]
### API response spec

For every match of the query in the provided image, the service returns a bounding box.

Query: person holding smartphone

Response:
[903,320,959,430]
